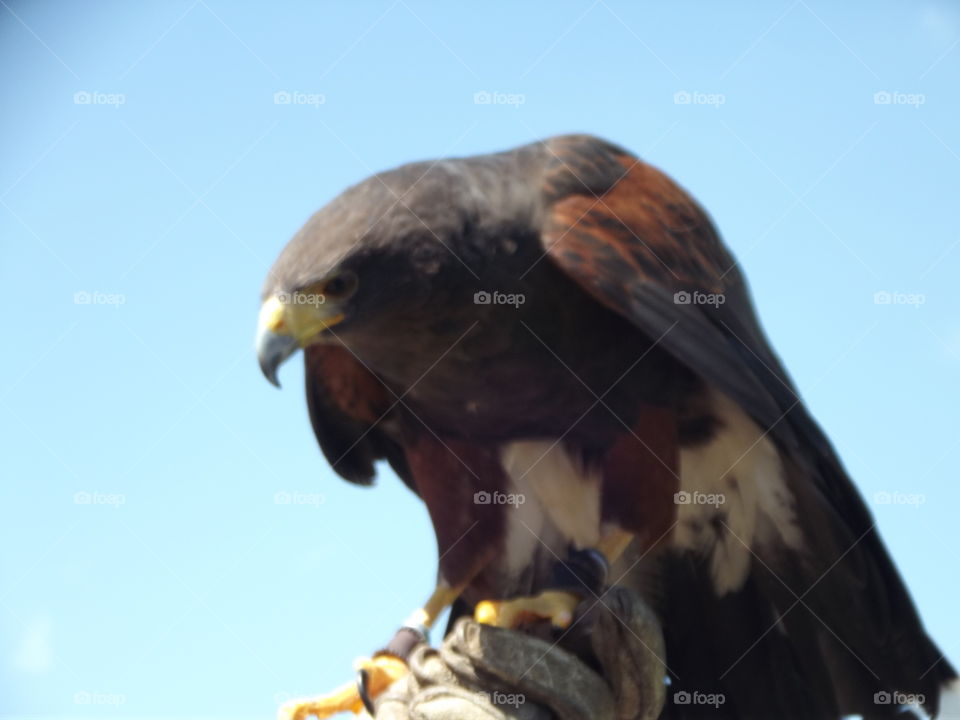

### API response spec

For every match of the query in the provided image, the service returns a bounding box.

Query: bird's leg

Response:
[474,529,633,629]
[278,583,463,720]
[403,582,462,633]
[595,527,635,564]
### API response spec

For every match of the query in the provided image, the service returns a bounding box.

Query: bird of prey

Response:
[257,135,956,718]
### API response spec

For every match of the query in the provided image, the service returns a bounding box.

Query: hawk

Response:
[257,135,956,718]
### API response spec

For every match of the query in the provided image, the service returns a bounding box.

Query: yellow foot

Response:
[277,655,408,720]
[474,589,579,629]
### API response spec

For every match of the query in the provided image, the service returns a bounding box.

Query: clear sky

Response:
[1,1,958,717]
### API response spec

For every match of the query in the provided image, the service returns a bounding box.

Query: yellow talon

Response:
[474,534,632,630]
[474,599,500,625]
[474,589,579,629]
[277,655,409,720]
[277,584,464,720]
[355,654,409,696]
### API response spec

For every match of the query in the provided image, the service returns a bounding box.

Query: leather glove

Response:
[373,587,666,720]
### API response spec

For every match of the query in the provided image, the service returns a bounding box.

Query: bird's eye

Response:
[322,271,358,299]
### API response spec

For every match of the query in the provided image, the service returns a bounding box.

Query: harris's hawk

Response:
[257,135,956,719]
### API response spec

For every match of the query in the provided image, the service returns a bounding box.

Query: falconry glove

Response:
[373,587,666,720]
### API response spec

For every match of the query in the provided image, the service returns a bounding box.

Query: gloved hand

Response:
[373,587,666,720]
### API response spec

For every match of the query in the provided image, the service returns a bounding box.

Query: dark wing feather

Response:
[535,135,954,717]
[540,138,795,449]
[304,345,412,489]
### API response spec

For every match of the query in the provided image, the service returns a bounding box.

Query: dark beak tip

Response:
[259,361,283,389]
[256,326,298,389]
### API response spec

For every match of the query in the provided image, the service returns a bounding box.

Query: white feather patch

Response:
[674,390,803,595]
[499,441,602,574]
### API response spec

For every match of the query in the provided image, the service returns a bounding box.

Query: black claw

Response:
[357,668,376,716]
[551,547,609,596]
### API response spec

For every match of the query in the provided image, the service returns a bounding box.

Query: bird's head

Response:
[256,153,539,387]
[255,265,359,387]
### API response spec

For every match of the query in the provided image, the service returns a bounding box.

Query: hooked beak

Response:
[256,294,345,387]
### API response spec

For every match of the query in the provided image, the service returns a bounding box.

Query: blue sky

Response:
[1,1,958,716]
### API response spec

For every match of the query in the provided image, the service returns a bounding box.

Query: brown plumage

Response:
[258,134,955,719]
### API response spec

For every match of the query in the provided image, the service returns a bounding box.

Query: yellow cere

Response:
[258,295,287,333]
